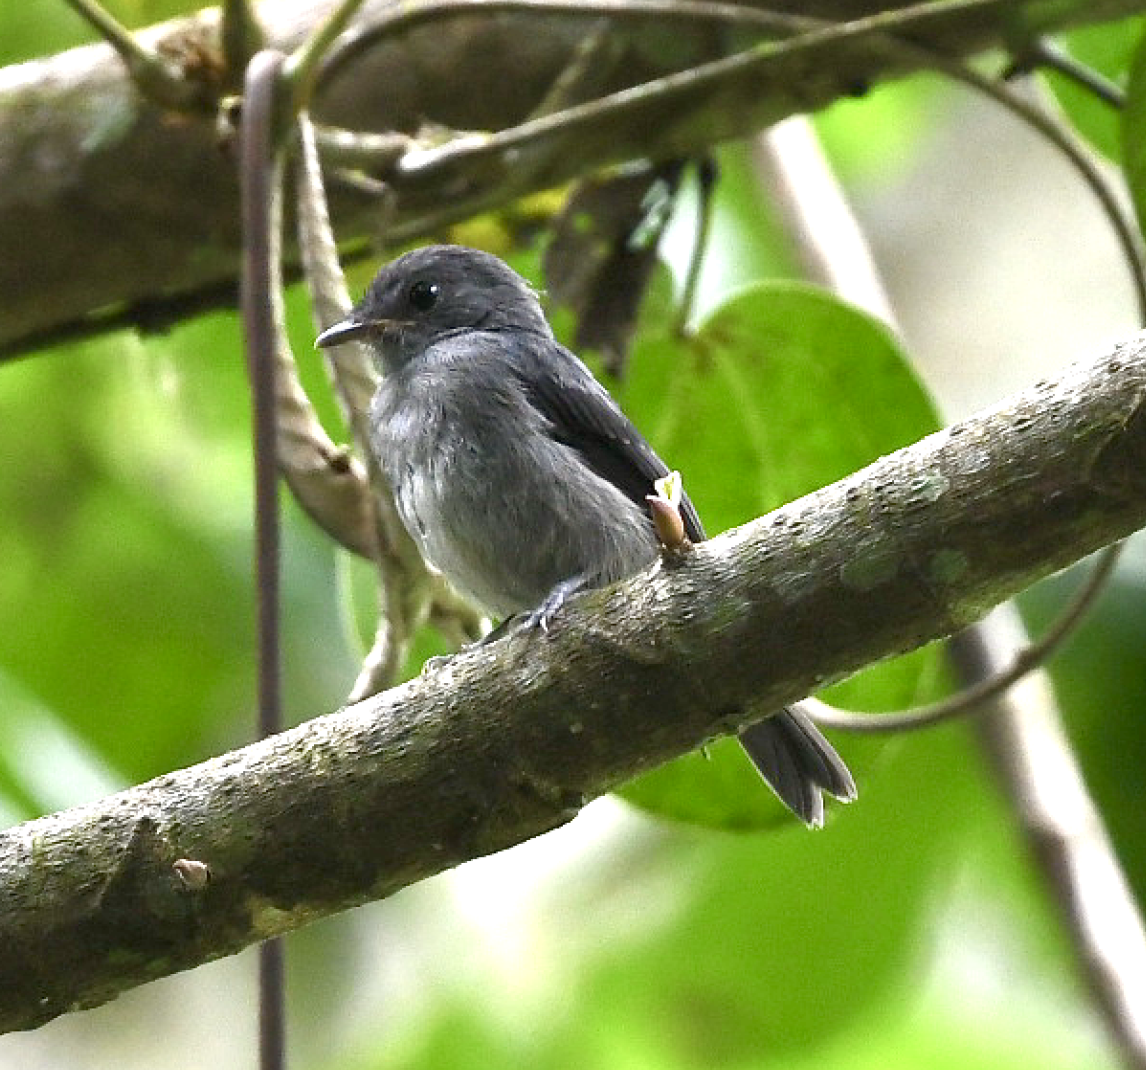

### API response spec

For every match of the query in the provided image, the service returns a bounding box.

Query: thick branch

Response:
[1,0,1142,354]
[3,331,1146,1032]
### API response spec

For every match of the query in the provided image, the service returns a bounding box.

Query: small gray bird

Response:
[317,244,855,826]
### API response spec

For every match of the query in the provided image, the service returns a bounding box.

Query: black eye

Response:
[408,280,440,311]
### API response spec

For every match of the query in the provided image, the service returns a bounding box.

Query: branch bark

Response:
[2,330,1146,1032]
[1,0,1143,355]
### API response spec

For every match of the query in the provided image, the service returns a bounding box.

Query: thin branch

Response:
[295,116,377,424]
[674,155,716,337]
[1011,37,1127,108]
[61,0,204,109]
[806,542,1121,732]
[294,113,438,692]
[2,330,1146,1032]
[526,19,621,119]
[283,0,371,113]
[221,0,265,84]
[238,47,290,1070]
[957,612,1146,1067]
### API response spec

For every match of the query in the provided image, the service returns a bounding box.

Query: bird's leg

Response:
[522,574,590,635]
[425,576,591,674]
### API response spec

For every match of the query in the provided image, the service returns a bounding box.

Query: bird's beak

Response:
[315,316,380,348]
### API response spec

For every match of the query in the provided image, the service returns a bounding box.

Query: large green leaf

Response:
[614,281,945,829]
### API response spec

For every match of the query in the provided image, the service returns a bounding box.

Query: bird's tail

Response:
[738,706,856,828]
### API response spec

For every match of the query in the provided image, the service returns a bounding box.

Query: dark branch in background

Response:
[674,155,717,337]
[2,335,1146,1032]
[220,0,264,80]
[2,0,1143,356]
[1007,36,1128,107]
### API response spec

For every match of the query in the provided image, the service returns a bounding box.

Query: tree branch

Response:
[2,331,1146,1032]
[1,0,1143,355]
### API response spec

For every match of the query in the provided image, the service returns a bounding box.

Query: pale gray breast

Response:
[371,362,658,619]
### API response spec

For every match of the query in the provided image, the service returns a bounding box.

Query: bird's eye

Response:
[408,280,440,311]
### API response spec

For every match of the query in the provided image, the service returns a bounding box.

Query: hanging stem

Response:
[239,47,290,1070]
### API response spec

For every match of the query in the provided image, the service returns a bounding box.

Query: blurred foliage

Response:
[2,6,1145,1070]
[1,0,201,66]
[815,73,947,187]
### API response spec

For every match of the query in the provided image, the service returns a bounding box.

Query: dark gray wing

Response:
[512,337,706,542]
[509,336,856,827]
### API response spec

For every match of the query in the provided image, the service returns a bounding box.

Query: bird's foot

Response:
[522,576,588,635]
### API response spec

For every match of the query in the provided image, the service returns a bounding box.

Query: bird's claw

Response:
[520,576,586,636]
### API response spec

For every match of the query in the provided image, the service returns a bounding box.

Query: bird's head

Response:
[315,245,551,372]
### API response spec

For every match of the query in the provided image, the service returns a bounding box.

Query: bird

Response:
[316,244,856,826]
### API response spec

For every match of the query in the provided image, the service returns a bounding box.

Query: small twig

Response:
[806,542,1122,732]
[221,0,265,85]
[526,20,621,120]
[1008,37,1126,108]
[61,0,202,109]
[283,0,371,114]
[312,124,414,170]
[295,115,378,423]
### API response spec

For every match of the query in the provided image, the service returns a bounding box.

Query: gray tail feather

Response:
[738,706,856,828]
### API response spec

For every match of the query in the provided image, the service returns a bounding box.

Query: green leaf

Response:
[615,281,945,829]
